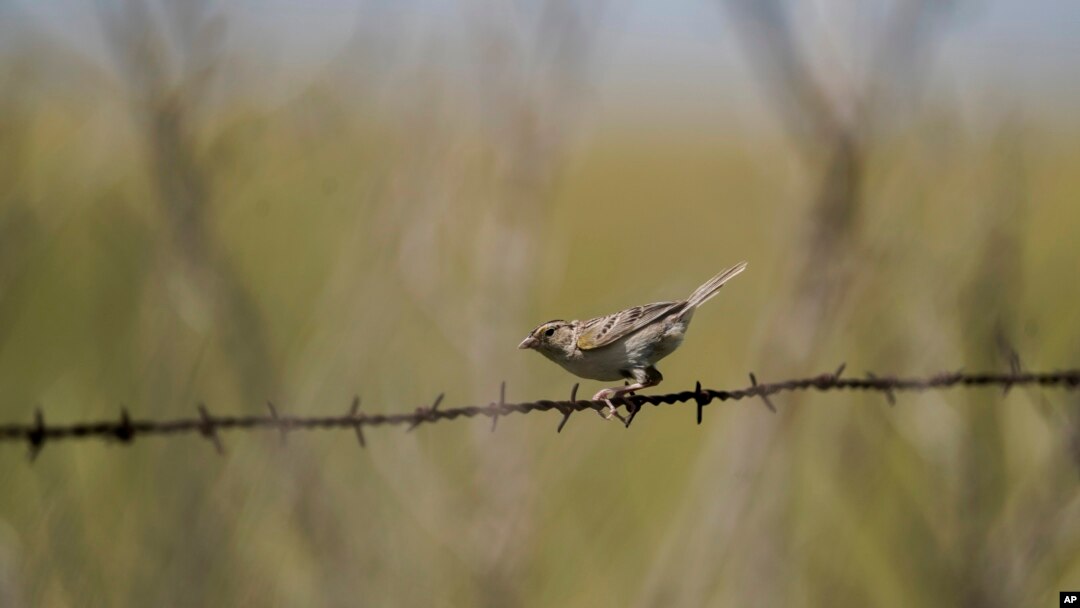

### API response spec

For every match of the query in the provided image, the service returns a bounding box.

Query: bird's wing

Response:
[576,301,687,350]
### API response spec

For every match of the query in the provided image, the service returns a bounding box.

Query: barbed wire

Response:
[2,364,1078,460]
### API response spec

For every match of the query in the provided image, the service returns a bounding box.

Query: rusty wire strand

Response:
[2,367,1078,457]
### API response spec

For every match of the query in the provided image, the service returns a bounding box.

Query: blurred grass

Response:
[2,44,1080,607]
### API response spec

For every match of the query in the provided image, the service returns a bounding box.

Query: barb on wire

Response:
[115,408,134,444]
[865,372,895,406]
[748,372,778,413]
[694,381,708,425]
[407,394,444,432]
[266,401,287,445]
[624,393,643,428]
[556,384,578,433]
[491,382,506,433]
[348,397,365,447]
[197,403,224,455]
[27,408,45,462]
[2,367,1079,457]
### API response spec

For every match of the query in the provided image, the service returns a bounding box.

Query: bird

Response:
[518,261,747,420]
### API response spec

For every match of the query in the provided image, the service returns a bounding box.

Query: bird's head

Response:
[518,320,576,357]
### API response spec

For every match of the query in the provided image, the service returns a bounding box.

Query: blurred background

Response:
[1,0,1079,605]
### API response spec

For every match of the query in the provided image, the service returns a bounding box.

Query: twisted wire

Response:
[2,365,1078,459]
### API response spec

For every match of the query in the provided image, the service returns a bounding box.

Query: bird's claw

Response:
[592,389,627,423]
[602,401,627,424]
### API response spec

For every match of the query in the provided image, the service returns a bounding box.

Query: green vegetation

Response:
[1,11,1079,607]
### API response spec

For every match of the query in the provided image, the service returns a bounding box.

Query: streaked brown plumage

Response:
[518,261,747,418]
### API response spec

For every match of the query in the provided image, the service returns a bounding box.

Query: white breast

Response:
[545,317,690,381]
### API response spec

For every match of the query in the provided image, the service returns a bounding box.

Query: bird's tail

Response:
[686,261,747,308]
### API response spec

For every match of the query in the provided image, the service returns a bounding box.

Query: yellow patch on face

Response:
[536,321,562,340]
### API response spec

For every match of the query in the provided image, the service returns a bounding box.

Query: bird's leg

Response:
[592,387,629,422]
[592,368,662,421]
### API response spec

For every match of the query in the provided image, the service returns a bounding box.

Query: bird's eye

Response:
[544,327,556,337]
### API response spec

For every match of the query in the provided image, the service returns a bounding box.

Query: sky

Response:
[10,0,1080,125]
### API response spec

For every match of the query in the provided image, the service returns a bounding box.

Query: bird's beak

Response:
[518,336,539,350]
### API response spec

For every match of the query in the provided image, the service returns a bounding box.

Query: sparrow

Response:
[518,261,747,419]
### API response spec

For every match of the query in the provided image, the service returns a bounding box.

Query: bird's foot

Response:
[592,388,628,423]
